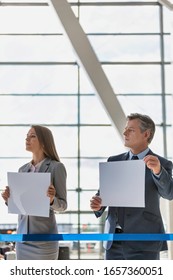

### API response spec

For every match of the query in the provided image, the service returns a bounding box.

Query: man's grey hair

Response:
[127,113,155,144]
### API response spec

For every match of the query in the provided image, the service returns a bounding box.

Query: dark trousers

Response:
[105,241,160,260]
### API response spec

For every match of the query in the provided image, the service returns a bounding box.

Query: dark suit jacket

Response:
[95,149,173,252]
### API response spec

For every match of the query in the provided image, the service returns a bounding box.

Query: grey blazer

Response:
[17,158,67,235]
[95,149,173,252]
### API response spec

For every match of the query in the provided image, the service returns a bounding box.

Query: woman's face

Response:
[25,127,43,154]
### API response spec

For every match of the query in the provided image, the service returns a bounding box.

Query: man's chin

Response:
[124,142,129,147]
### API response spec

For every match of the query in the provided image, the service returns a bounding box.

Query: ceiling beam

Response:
[50,0,126,139]
[158,0,173,10]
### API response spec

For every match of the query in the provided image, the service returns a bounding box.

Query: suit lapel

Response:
[39,158,51,172]
[146,149,154,156]
[21,163,31,173]
[124,152,130,160]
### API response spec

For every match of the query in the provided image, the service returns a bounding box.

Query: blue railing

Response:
[1,233,173,242]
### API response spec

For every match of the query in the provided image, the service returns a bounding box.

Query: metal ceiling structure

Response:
[51,0,127,139]
[158,0,173,10]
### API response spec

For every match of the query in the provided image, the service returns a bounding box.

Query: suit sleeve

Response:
[152,159,173,200]
[51,162,67,212]
[94,206,107,218]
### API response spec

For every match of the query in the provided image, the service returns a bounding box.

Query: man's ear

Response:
[144,129,150,142]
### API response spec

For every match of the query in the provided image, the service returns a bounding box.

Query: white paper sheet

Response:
[7,172,51,217]
[99,160,145,207]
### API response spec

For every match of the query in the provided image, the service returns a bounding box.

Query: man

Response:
[90,113,173,260]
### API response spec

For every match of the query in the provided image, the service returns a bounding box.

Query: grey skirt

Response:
[15,241,59,260]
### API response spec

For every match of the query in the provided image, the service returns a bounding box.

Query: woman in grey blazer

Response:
[2,125,67,260]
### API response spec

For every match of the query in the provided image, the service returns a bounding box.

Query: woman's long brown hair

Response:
[32,125,60,161]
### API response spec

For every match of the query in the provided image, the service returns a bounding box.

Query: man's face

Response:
[123,118,149,151]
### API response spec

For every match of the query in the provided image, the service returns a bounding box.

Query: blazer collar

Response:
[127,148,153,159]
[123,152,130,160]
[23,158,51,173]
[146,149,154,156]
[21,163,31,173]
[39,158,51,172]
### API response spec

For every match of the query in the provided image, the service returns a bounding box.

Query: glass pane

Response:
[80,126,124,157]
[62,159,78,191]
[80,6,159,33]
[166,95,173,124]
[0,66,78,94]
[2,0,48,2]
[104,65,161,94]
[163,6,173,33]
[80,95,110,124]
[118,95,163,124]
[164,35,172,62]
[80,213,103,232]
[80,158,104,190]
[0,35,75,62]
[80,191,98,211]
[79,0,157,2]
[0,202,18,224]
[0,158,29,186]
[166,126,173,159]
[0,95,77,124]
[89,35,161,62]
[0,6,63,34]
[149,126,164,155]
[165,65,173,93]
[67,191,78,211]
[55,213,78,232]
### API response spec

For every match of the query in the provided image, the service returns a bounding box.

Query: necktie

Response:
[131,155,138,160]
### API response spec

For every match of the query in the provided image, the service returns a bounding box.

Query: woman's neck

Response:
[32,154,45,166]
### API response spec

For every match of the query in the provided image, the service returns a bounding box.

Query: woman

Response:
[1,125,67,260]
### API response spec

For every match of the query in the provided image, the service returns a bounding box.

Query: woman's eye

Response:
[26,134,37,138]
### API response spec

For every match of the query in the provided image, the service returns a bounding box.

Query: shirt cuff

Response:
[152,167,162,178]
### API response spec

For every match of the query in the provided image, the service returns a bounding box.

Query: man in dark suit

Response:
[90,113,173,260]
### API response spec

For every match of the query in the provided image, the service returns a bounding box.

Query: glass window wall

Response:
[0,0,172,259]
